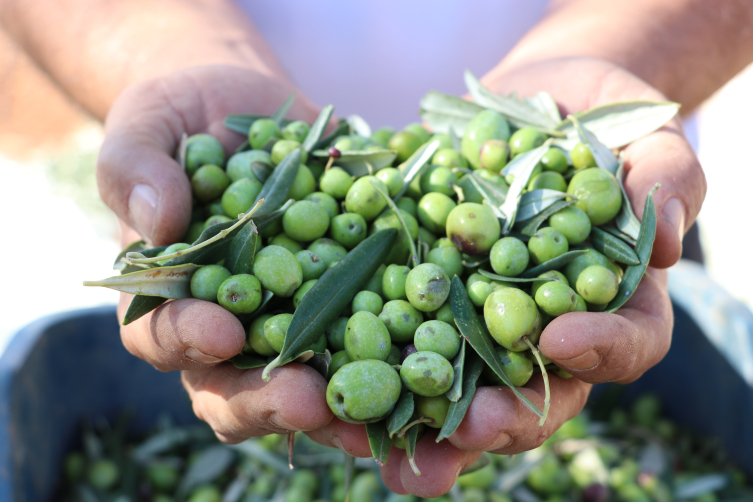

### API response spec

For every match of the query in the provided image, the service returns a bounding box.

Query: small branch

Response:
[524,335,550,427]
[370,181,418,267]
[123,199,265,265]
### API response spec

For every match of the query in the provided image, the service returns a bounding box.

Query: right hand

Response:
[99,65,339,442]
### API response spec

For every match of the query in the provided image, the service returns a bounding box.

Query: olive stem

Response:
[523,335,550,427]
[395,417,435,438]
[324,156,335,172]
[287,432,295,470]
[122,199,265,265]
[261,353,282,382]
[369,180,418,268]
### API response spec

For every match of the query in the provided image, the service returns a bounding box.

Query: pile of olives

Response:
[168,103,634,433]
[58,393,752,502]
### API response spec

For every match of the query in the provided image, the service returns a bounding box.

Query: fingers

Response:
[182,363,333,444]
[447,375,591,455]
[304,419,373,458]
[540,268,673,384]
[117,294,246,372]
[380,431,481,498]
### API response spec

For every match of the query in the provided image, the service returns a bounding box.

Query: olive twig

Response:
[395,417,435,438]
[287,433,295,470]
[122,199,265,265]
[523,335,550,427]
[369,180,418,267]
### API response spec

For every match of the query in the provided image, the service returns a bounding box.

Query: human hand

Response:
[307,57,704,498]
[99,65,338,442]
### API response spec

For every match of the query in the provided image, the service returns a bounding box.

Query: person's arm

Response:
[0,0,296,120]
[494,0,753,113]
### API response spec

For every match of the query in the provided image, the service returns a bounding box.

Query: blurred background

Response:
[0,25,751,351]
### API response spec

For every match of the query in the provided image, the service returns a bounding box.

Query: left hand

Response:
[307,57,704,498]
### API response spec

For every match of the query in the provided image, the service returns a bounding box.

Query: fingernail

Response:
[269,413,295,431]
[332,436,345,451]
[129,184,158,244]
[488,433,512,451]
[662,197,685,242]
[185,347,223,364]
[557,349,602,370]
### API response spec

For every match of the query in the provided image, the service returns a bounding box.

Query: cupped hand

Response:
[100,65,337,442]
[309,57,704,498]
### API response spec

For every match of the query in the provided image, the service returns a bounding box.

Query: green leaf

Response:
[119,244,170,274]
[464,70,559,132]
[236,289,275,325]
[418,90,485,136]
[233,139,251,154]
[606,185,659,312]
[516,189,569,222]
[600,221,637,247]
[312,149,397,177]
[313,119,349,151]
[346,114,371,138]
[226,221,258,275]
[387,392,415,437]
[365,420,391,467]
[521,250,590,278]
[176,445,235,498]
[614,160,642,241]
[166,219,240,267]
[469,171,507,209]
[478,270,555,283]
[262,229,398,380]
[253,199,294,232]
[306,349,332,380]
[568,115,619,175]
[123,295,167,325]
[499,142,551,233]
[302,105,334,153]
[525,91,561,124]
[517,199,575,237]
[271,93,295,125]
[394,140,440,201]
[177,132,188,171]
[446,339,466,402]
[230,353,270,370]
[450,277,542,418]
[405,424,421,476]
[84,264,201,298]
[250,161,273,183]
[254,149,301,215]
[589,227,640,265]
[224,114,270,136]
[554,101,680,150]
[460,453,492,475]
[437,349,485,441]
[448,128,462,151]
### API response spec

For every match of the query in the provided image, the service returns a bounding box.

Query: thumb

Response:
[97,82,193,246]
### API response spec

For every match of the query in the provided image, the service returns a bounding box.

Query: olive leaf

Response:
[468,171,508,215]
[365,420,391,467]
[520,250,589,278]
[224,114,273,136]
[614,160,642,241]
[418,90,485,136]
[312,149,396,177]
[516,189,569,222]
[525,91,561,124]
[460,453,492,475]
[302,104,334,153]
[605,185,659,313]
[253,149,301,215]
[313,118,349,151]
[346,114,371,138]
[448,128,462,151]
[568,115,619,175]
[261,229,398,381]
[464,70,559,133]
[271,93,295,125]
[405,424,421,476]
[461,255,489,269]
[437,349,484,441]
[262,136,279,153]
[446,339,466,402]
[176,445,235,498]
[371,181,418,266]
[450,277,542,418]
[114,241,152,271]
[517,199,575,237]
[177,132,188,171]
[393,140,440,201]
[554,101,680,150]
[387,392,415,437]
[478,270,555,283]
[226,221,258,275]
[84,264,201,298]
[236,289,275,326]
[499,142,552,233]
[250,161,273,183]
[600,221,637,247]
[589,227,640,266]
[344,453,356,501]
[230,353,271,370]
[123,295,167,325]
[233,139,251,154]
[165,219,241,268]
